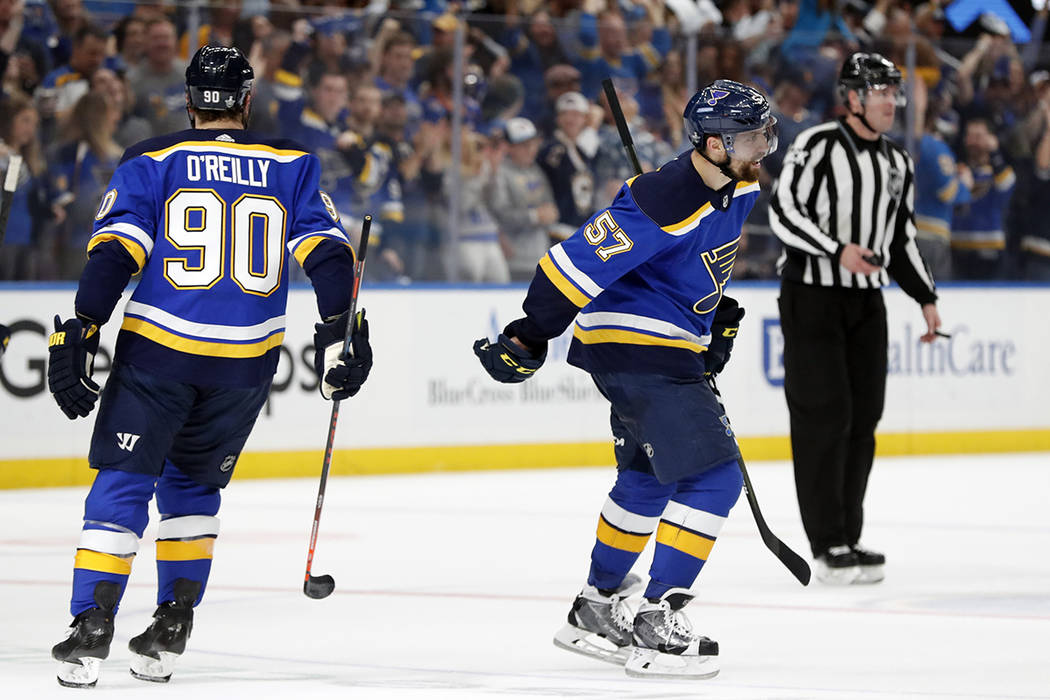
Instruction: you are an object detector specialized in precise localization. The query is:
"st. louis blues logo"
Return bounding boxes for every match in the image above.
[693,236,740,314]
[707,89,730,105]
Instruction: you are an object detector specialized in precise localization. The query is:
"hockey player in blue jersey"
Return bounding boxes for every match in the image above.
[474,80,776,679]
[45,46,372,688]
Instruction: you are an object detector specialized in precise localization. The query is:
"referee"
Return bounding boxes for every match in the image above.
[769,53,943,585]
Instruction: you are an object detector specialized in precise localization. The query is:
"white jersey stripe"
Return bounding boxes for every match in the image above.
[661,501,728,539]
[79,528,140,556]
[576,311,710,346]
[157,515,221,540]
[95,222,154,257]
[123,301,285,342]
[600,498,660,534]
[550,243,604,297]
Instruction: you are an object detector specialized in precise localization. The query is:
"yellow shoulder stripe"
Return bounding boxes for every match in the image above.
[661,202,712,234]
[539,253,590,308]
[88,232,147,273]
[142,141,308,159]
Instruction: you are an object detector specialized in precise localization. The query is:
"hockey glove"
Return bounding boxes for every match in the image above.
[473,333,546,383]
[0,322,9,358]
[313,309,372,400]
[47,315,101,419]
[704,296,745,377]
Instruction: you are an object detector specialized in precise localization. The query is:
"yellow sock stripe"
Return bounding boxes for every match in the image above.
[74,549,133,575]
[156,538,215,561]
[596,516,651,553]
[655,522,715,561]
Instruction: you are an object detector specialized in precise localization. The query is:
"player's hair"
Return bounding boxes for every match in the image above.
[193,103,246,126]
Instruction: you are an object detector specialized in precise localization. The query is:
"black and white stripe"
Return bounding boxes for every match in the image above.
[769,119,936,303]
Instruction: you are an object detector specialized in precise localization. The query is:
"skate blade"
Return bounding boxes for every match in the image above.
[624,646,719,680]
[57,658,101,687]
[855,564,885,584]
[553,623,630,666]
[814,562,862,585]
[130,651,178,683]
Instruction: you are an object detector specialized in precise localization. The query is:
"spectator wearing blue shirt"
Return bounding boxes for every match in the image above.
[373,29,424,138]
[915,110,969,281]
[37,23,107,132]
[576,0,669,101]
[951,117,1015,280]
[0,93,49,280]
[500,6,571,123]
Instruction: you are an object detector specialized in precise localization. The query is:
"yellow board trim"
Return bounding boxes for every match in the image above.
[1,430,1047,490]
[74,549,133,575]
[596,517,650,553]
[539,254,590,308]
[120,317,285,358]
[156,538,215,561]
[655,522,715,560]
[573,325,705,353]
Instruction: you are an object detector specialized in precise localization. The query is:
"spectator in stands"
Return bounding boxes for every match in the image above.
[373,28,423,137]
[0,0,49,94]
[110,15,147,73]
[951,117,1015,280]
[90,67,150,148]
[128,18,186,136]
[501,3,572,124]
[419,47,482,129]
[443,125,509,283]
[50,0,89,69]
[491,116,557,282]
[48,90,121,279]
[576,0,669,100]
[37,23,107,130]
[593,87,672,206]
[539,90,598,229]
[244,29,292,135]
[1010,95,1050,280]
[536,63,581,137]
[0,92,48,280]
[780,0,855,60]
[765,69,820,179]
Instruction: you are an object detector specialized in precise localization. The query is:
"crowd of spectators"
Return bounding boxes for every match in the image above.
[0,0,1048,283]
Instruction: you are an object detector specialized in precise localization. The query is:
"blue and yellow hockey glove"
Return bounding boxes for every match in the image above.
[0,322,10,358]
[473,333,546,383]
[47,315,101,419]
[313,309,372,400]
[704,296,745,377]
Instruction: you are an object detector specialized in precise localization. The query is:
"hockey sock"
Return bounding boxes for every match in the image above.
[71,469,156,616]
[644,459,742,600]
[154,462,220,606]
[588,469,675,591]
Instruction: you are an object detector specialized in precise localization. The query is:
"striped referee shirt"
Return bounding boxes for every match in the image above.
[769,118,937,304]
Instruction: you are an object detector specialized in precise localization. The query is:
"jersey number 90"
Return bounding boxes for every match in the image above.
[163,188,287,296]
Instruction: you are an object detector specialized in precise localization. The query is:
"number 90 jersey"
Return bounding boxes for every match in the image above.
[88,129,353,387]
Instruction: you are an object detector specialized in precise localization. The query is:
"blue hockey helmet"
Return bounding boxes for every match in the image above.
[684,79,777,161]
[185,45,254,113]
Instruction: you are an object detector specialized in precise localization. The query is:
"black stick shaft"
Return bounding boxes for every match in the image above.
[304,215,371,584]
[602,78,810,585]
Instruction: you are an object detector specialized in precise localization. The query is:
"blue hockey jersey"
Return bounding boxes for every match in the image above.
[82,129,353,387]
[512,151,759,377]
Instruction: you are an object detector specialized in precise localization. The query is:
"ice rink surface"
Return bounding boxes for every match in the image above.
[1,452,1048,699]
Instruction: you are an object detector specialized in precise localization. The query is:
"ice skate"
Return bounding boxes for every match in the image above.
[814,545,862,585]
[129,579,200,683]
[553,573,643,665]
[851,544,885,584]
[624,589,719,680]
[52,581,119,688]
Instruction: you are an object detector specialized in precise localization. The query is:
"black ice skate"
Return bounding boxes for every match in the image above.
[851,544,886,584]
[624,588,719,680]
[129,578,201,683]
[553,573,643,665]
[52,580,120,688]
[814,544,862,585]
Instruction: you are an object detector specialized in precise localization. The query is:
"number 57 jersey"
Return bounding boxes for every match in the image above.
[88,129,353,387]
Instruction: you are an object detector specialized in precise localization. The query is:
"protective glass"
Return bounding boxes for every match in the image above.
[723,116,779,162]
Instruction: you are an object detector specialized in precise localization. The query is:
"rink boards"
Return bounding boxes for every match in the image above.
[0,282,1047,488]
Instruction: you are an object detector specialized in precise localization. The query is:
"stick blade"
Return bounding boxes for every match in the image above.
[304,574,336,599]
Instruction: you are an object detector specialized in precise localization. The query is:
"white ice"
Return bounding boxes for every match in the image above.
[1,453,1048,699]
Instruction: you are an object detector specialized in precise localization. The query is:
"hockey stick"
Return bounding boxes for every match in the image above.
[0,154,23,248]
[601,78,811,586]
[304,215,371,600]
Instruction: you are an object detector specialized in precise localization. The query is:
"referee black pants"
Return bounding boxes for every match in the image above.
[778,280,887,557]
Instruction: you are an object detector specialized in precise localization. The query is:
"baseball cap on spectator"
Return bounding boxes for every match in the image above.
[544,64,581,90]
[505,117,538,144]
[556,92,590,114]
[432,13,460,33]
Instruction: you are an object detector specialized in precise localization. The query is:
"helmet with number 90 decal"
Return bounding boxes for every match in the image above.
[185,45,254,114]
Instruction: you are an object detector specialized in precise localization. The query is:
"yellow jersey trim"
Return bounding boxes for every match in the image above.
[573,325,705,353]
[655,522,715,560]
[156,538,215,561]
[74,549,133,575]
[596,517,650,553]
[121,317,285,358]
[539,254,590,308]
[88,232,148,273]
[661,202,713,234]
[142,141,308,160]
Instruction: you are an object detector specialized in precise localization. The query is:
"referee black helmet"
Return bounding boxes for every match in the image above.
[838,52,903,105]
